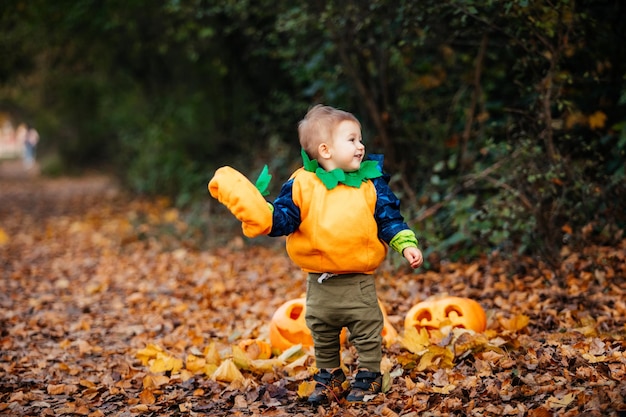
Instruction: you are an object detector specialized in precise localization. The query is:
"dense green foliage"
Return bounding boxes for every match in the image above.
[1,0,625,266]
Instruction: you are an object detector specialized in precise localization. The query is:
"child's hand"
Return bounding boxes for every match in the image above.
[403,247,423,269]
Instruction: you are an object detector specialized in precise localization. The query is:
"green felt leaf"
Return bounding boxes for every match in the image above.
[359,161,383,178]
[301,149,319,172]
[254,164,272,196]
[315,168,340,189]
[343,172,363,188]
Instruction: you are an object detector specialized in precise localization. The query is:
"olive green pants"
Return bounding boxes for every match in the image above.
[305,273,383,372]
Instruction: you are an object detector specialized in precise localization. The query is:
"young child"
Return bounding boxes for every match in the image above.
[209,104,423,404]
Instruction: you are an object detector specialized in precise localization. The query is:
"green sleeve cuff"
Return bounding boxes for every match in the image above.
[389,229,418,254]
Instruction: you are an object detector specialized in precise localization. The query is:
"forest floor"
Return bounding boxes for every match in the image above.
[0,159,625,417]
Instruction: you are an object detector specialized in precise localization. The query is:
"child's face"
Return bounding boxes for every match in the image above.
[323,120,365,172]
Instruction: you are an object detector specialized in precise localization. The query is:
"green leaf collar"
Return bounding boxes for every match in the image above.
[301,149,382,190]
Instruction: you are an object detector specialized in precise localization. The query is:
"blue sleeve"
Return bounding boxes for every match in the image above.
[369,155,411,244]
[268,179,301,237]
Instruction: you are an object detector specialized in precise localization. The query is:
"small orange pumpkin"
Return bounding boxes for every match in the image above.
[404,296,486,333]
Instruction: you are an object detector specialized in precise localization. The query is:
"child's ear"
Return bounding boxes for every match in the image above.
[318,143,331,159]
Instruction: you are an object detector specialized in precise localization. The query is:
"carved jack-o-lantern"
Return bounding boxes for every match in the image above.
[404,296,486,333]
[269,298,314,352]
[269,298,398,351]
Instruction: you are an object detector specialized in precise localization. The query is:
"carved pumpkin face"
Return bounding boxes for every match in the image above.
[404,296,486,333]
[269,298,313,352]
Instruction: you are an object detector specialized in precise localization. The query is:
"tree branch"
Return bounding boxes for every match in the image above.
[412,148,523,223]
[332,30,396,166]
[459,34,488,173]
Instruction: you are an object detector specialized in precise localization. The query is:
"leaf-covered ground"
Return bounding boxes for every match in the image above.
[1,161,625,417]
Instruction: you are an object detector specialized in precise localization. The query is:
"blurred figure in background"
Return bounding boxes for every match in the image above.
[23,125,39,169]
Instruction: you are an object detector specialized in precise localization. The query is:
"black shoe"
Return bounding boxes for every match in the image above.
[346,370,382,402]
[307,368,347,405]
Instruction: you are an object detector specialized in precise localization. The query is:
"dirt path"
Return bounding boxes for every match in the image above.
[0,159,120,232]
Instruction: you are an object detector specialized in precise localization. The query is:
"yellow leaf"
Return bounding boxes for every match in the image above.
[0,227,8,245]
[574,317,598,337]
[179,369,194,382]
[143,374,169,389]
[185,354,207,373]
[588,111,607,130]
[136,344,164,366]
[417,346,454,371]
[452,329,495,358]
[546,393,575,409]
[431,384,457,394]
[381,372,392,393]
[203,363,218,376]
[500,314,530,332]
[232,345,251,370]
[400,327,432,354]
[212,359,244,383]
[150,352,183,374]
[249,358,283,374]
[204,342,222,365]
[297,381,316,398]
[582,353,607,363]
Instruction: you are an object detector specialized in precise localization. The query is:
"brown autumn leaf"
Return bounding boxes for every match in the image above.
[139,389,156,405]
[51,383,79,396]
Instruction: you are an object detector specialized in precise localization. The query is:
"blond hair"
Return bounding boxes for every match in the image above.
[298,104,360,160]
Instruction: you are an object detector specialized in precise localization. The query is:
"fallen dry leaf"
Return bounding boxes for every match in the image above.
[212,359,244,383]
[296,381,316,398]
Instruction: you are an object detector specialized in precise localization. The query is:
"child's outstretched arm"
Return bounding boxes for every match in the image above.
[208,166,273,238]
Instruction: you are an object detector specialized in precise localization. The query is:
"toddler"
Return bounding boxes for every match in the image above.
[209,104,423,404]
